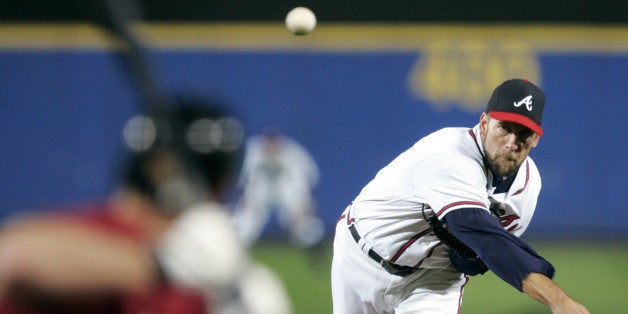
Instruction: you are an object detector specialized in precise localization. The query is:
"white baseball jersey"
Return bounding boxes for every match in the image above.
[238,134,320,198]
[347,124,541,270]
[232,133,323,248]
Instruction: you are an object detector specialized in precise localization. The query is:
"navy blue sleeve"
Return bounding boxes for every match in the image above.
[444,207,555,291]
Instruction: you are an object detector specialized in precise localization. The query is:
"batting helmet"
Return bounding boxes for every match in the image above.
[121,96,245,213]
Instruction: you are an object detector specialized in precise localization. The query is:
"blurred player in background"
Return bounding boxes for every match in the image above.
[0,99,292,314]
[231,127,325,249]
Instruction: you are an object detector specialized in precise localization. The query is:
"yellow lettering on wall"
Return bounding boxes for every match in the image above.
[408,39,539,111]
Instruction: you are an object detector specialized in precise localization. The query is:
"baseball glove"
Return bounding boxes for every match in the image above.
[423,207,488,276]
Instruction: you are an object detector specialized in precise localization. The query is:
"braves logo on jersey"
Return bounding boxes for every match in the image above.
[489,199,521,232]
[490,202,521,231]
[498,212,521,231]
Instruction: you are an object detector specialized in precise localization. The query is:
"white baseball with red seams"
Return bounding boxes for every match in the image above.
[331,124,541,313]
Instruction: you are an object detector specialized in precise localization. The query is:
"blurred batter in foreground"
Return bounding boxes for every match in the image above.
[0,100,292,314]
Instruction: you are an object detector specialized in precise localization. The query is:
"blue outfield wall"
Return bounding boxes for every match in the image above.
[0,24,626,238]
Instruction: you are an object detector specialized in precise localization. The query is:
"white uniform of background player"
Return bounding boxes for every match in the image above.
[331,79,589,314]
[232,129,325,248]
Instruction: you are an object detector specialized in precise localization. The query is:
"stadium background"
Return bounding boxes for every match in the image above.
[1,1,627,313]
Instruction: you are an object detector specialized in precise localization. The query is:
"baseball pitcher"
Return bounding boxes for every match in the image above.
[331,79,588,313]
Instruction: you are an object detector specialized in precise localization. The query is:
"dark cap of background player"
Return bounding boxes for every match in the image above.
[486,79,546,136]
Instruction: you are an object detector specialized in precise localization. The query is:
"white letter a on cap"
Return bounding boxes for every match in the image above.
[514,95,533,111]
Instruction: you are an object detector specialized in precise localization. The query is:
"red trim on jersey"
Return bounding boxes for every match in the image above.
[346,210,355,225]
[457,276,470,314]
[389,227,432,263]
[414,242,445,268]
[511,159,530,196]
[337,214,346,225]
[468,129,477,142]
[436,201,487,217]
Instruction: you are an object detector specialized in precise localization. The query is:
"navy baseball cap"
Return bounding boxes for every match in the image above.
[486,79,546,136]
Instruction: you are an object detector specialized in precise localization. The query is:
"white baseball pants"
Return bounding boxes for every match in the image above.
[331,215,469,314]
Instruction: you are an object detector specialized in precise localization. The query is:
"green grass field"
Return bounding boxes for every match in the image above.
[251,240,628,313]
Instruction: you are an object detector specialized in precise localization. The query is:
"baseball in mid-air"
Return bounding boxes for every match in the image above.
[285,7,317,36]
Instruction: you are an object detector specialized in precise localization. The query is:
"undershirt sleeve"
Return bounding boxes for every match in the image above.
[444,207,555,291]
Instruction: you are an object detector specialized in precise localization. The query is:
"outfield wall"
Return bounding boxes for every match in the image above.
[1,23,626,238]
